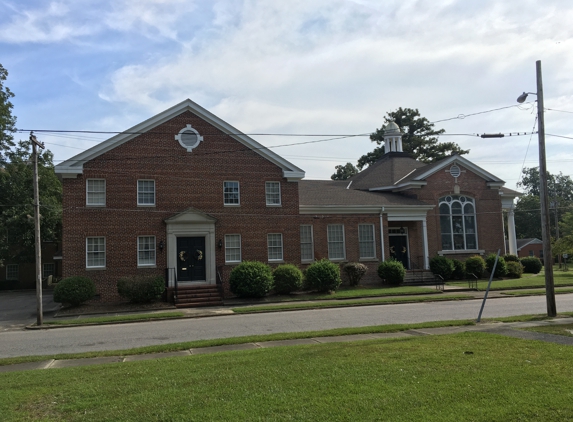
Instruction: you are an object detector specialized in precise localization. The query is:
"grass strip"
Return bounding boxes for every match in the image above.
[232,294,473,313]
[446,273,573,291]
[0,319,475,367]
[501,288,573,296]
[2,333,573,421]
[44,311,186,326]
[279,285,439,301]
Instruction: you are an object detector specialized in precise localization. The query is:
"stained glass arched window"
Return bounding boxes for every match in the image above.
[439,195,477,250]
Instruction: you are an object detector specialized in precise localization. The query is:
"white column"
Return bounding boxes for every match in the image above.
[397,137,403,152]
[379,212,385,262]
[422,218,429,269]
[507,207,518,255]
[384,139,389,153]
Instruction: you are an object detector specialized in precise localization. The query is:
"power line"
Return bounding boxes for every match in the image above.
[545,108,573,114]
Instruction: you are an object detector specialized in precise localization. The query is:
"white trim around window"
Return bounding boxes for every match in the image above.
[300,225,314,262]
[86,237,106,269]
[137,180,156,206]
[86,179,106,206]
[358,224,376,259]
[6,264,18,280]
[223,181,240,206]
[137,236,156,267]
[327,224,345,260]
[265,181,281,206]
[267,233,284,261]
[225,234,241,263]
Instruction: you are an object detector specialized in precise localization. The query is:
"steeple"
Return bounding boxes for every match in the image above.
[383,121,403,153]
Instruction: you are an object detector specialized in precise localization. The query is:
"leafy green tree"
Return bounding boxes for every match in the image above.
[517,167,573,200]
[331,162,358,180]
[514,195,542,240]
[0,63,16,165]
[0,140,62,265]
[357,107,468,170]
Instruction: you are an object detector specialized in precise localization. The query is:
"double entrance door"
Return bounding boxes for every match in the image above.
[389,234,409,270]
[176,237,206,282]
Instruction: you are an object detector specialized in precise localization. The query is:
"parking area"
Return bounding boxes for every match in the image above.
[0,290,59,331]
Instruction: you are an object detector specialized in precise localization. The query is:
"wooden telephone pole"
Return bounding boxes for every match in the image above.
[30,132,45,326]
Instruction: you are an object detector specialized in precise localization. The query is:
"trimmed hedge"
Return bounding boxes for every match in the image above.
[520,257,543,274]
[230,261,274,298]
[273,264,304,294]
[305,259,342,293]
[452,259,466,280]
[503,254,520,263]
[53,276,96,306]
[377,259,405,286]
[506,261,524,279]
[485,253,508,278]
[429,256,454,281]
[343,262,368,286]
[117,275,165,303]
[465,256,486,279]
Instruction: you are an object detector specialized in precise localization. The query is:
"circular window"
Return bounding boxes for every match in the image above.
[445,196,452,203]
[450,164,461,178]
[176,125,203,152]
[460,196,466,203]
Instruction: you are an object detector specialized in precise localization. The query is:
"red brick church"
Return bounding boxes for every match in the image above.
[55,99,520,303]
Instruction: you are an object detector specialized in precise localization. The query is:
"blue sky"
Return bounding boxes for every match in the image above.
[2,0,573,186]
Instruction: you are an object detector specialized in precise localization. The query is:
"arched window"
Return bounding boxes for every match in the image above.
[439,195,477,250]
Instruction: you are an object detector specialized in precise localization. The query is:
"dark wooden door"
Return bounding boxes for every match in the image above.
[389,235,409,269]
[176,237,206,282]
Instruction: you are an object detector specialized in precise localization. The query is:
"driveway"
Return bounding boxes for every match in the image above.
[0,290,59,332]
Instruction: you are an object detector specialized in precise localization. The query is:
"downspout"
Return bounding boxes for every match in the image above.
[380,208,385,262]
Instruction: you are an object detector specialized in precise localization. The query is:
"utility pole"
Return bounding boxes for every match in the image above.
[517,60,556,317]
[30,132,45,326]
[535,61,557,317]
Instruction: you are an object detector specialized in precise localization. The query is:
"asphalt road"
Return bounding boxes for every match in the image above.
[1,293,573,358]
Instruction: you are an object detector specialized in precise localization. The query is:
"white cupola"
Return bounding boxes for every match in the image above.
[383,121,403,153]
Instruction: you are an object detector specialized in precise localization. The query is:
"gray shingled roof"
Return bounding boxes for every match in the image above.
[299,180,427,206]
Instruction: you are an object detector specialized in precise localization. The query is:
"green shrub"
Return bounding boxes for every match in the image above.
[343,262,368,286]
[273,264,304,294]
[451,259,466,280]
[305,259,342,293]
[465,256,486,279]
[485,253,508,278]
[503,254,520,262]
[53,276,96,306]
[429,256,454,281]
[230,261,274,298]
[506,261,524,279]
[117,275,165,303]
[520,257,543,274]
[377,259,405,286]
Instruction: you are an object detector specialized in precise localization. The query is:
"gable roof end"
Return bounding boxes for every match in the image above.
[55,99,305,180]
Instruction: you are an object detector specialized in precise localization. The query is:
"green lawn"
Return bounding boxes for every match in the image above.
[524,323,573,338]
[502,288,573,296]
[447,270,573,291]
[232,294,473,313]
[2,333,572,421]
[44,312,186,326]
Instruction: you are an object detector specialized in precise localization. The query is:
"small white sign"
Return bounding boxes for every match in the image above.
[563,254,569,259]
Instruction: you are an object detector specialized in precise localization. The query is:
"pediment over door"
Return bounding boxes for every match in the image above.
[164,207,217,225]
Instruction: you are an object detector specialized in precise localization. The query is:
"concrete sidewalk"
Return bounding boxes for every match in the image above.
[3,318,572,374]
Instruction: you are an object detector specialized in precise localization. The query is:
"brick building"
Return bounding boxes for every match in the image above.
[55,100,520,302]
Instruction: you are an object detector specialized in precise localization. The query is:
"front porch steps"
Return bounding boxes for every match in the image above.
[403,270,437,285]
[174,285,223,308]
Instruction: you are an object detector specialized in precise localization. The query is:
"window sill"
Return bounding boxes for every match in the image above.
[301,259,314,264]
[359,258,378,262]
[137,265,157,269]
[266,204,282,207]
[137,204,156,208]
[328,258,346,262]
[225,261,242,266]
[86,267,106,271]
[224,204,240,207]
[438,249,484,256]
[268,260,285,264]
[86,204,106,208]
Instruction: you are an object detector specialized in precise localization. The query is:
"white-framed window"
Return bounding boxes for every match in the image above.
[86,179,105,206]
[267,233,284,261]
[6,264,18,280]
[225,234,241,263]
[439,195,478,251]
[265,181,281,206]
[43,263,55,278]
[223,181,240,205]
[327,224,345,260]
[138,236,156,266]
[300,225,314,262]
[86,237,106,268]
[358,224,376,259]
[137,180,155,206]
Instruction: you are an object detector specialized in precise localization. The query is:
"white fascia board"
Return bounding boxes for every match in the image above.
[299,205,384,215]
[55,99,305,179]
[413,155,504,184]
[284,170,306,181]
[487,182,505,188]
[368,181,427,192]
[385,205,434,221]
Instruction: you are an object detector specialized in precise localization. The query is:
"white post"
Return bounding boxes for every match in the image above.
[507,207,518,255]
[379,212,385,262]
[422,218,429,269]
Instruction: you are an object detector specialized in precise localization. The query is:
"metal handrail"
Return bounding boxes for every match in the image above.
[466,273,478,290]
